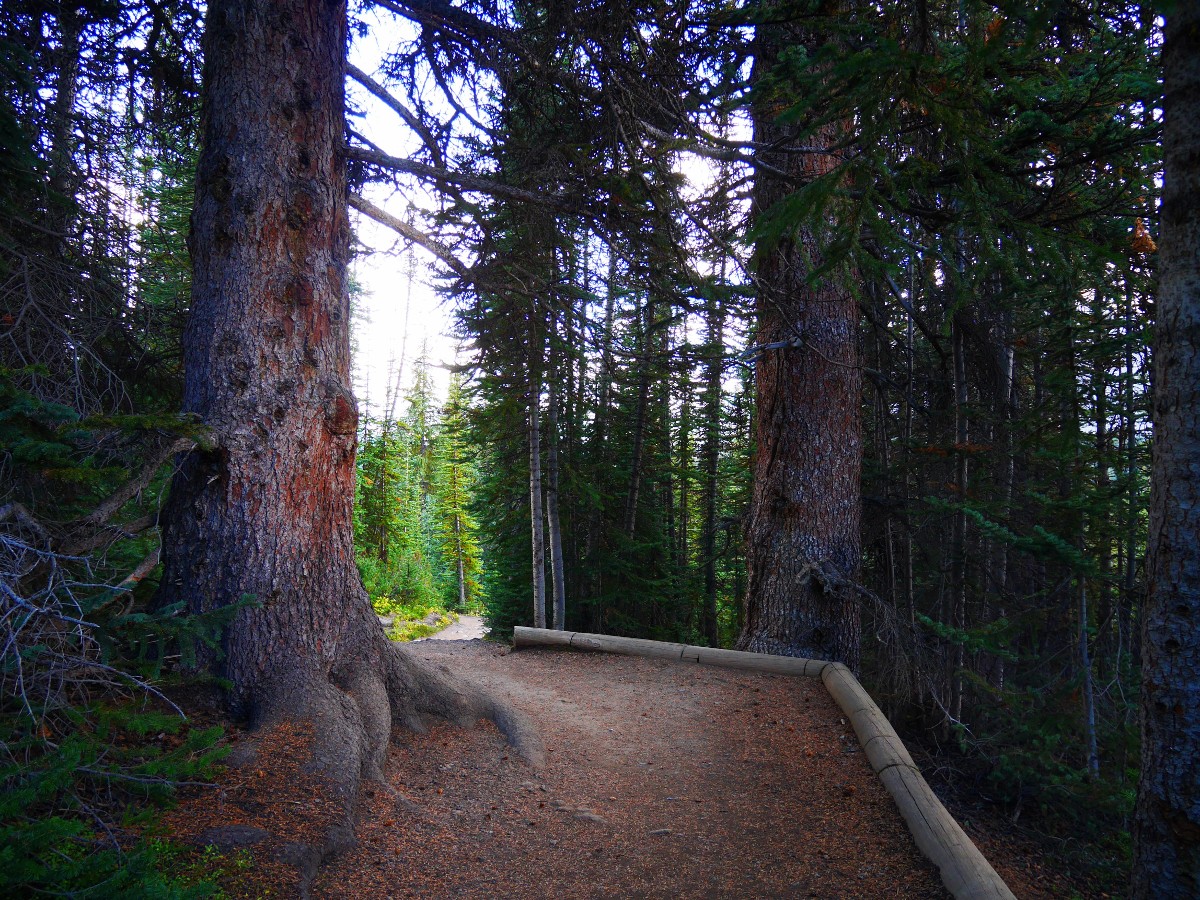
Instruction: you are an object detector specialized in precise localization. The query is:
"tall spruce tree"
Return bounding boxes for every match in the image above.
[435,370,484,610]
[1132,5,1200,894]
[737,4,863,668]
[156,0,525,886]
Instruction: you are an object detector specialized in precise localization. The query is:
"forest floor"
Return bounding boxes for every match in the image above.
[161,640,1078,899]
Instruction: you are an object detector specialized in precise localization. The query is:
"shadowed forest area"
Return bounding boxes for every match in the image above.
[3,0,1198,897]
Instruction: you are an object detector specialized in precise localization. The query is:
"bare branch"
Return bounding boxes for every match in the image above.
[114,545,161,593]
[347,64,445,168]
[373,0,515,52]
[349,194,471,280]
[0,502,51,545]
[73,437,195,534]
[60,515,157,558]
[344,144,573,210]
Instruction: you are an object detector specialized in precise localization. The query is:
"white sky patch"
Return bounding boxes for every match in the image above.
[348,9,459,415]
[350,217,457,417]
[343,8,756,417]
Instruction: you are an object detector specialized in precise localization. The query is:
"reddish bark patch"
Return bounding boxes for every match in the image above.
[325,389,357,436]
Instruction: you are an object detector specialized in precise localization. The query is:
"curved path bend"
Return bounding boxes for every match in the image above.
[316,641,948,899]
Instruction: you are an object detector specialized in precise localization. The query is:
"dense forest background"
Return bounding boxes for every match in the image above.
[1,0,1165,895]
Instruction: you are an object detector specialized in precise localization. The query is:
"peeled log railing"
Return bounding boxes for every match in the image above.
[513,626,1016,900]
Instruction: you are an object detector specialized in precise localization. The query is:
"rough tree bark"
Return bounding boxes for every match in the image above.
[736,13,862,670]
[156,0,534,884]
[1132,7,1200,896]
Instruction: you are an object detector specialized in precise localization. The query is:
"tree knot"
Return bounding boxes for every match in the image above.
[324,383,358,436]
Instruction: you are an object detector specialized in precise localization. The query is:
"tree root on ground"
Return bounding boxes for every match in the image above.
[223,629,541,897]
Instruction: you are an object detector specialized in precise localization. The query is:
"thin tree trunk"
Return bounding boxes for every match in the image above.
[564,235,584,606]
[582,246,620,630]
[1133,9,1200,894]
[1079,578,1100,778]
[624,298,653,542]
[1067,314,1102,780]
[1094,299,1115,675]
[903,261,920,700]
[949,315,968,726]
[661,349,676,576]
[529,369,546,629]
[700,287,724,648]
[546,320,566,630]
[993,310,1015,690]
[677,365,692,576]
[48,4,80,234]
[455,514,467,609]
[872,294,899,624]
[1122,281,1138,668]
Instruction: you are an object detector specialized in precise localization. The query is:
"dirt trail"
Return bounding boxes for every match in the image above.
[315,642,949,899]
[418,614,488,642]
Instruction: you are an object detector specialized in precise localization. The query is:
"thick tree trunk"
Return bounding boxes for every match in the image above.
[157,0,533,885]
[736,17,862,670]
[1133,8,1200,896]
[159,0,368,712]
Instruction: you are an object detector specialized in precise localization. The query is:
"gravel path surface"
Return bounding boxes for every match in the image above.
[315,641,949,899]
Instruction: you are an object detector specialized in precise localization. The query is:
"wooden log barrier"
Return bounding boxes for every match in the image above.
[512,626,1015,900]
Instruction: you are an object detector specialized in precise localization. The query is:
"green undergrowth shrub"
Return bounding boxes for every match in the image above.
[388,612,455,642]
[361,556,461,641]
[1,372,250,896]
[368,590,457,642]
[371,593,441,621]
[0,704,228,897]
[968,679,1138,883]
[358,555,446,615]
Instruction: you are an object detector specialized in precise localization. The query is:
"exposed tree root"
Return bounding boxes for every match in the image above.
[230,626,540,896]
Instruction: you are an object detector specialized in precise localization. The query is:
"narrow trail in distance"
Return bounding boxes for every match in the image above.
[419,615,488,642]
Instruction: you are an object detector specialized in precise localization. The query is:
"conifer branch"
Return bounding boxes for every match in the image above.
[344,144,574,210]
[73,437,195,534]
